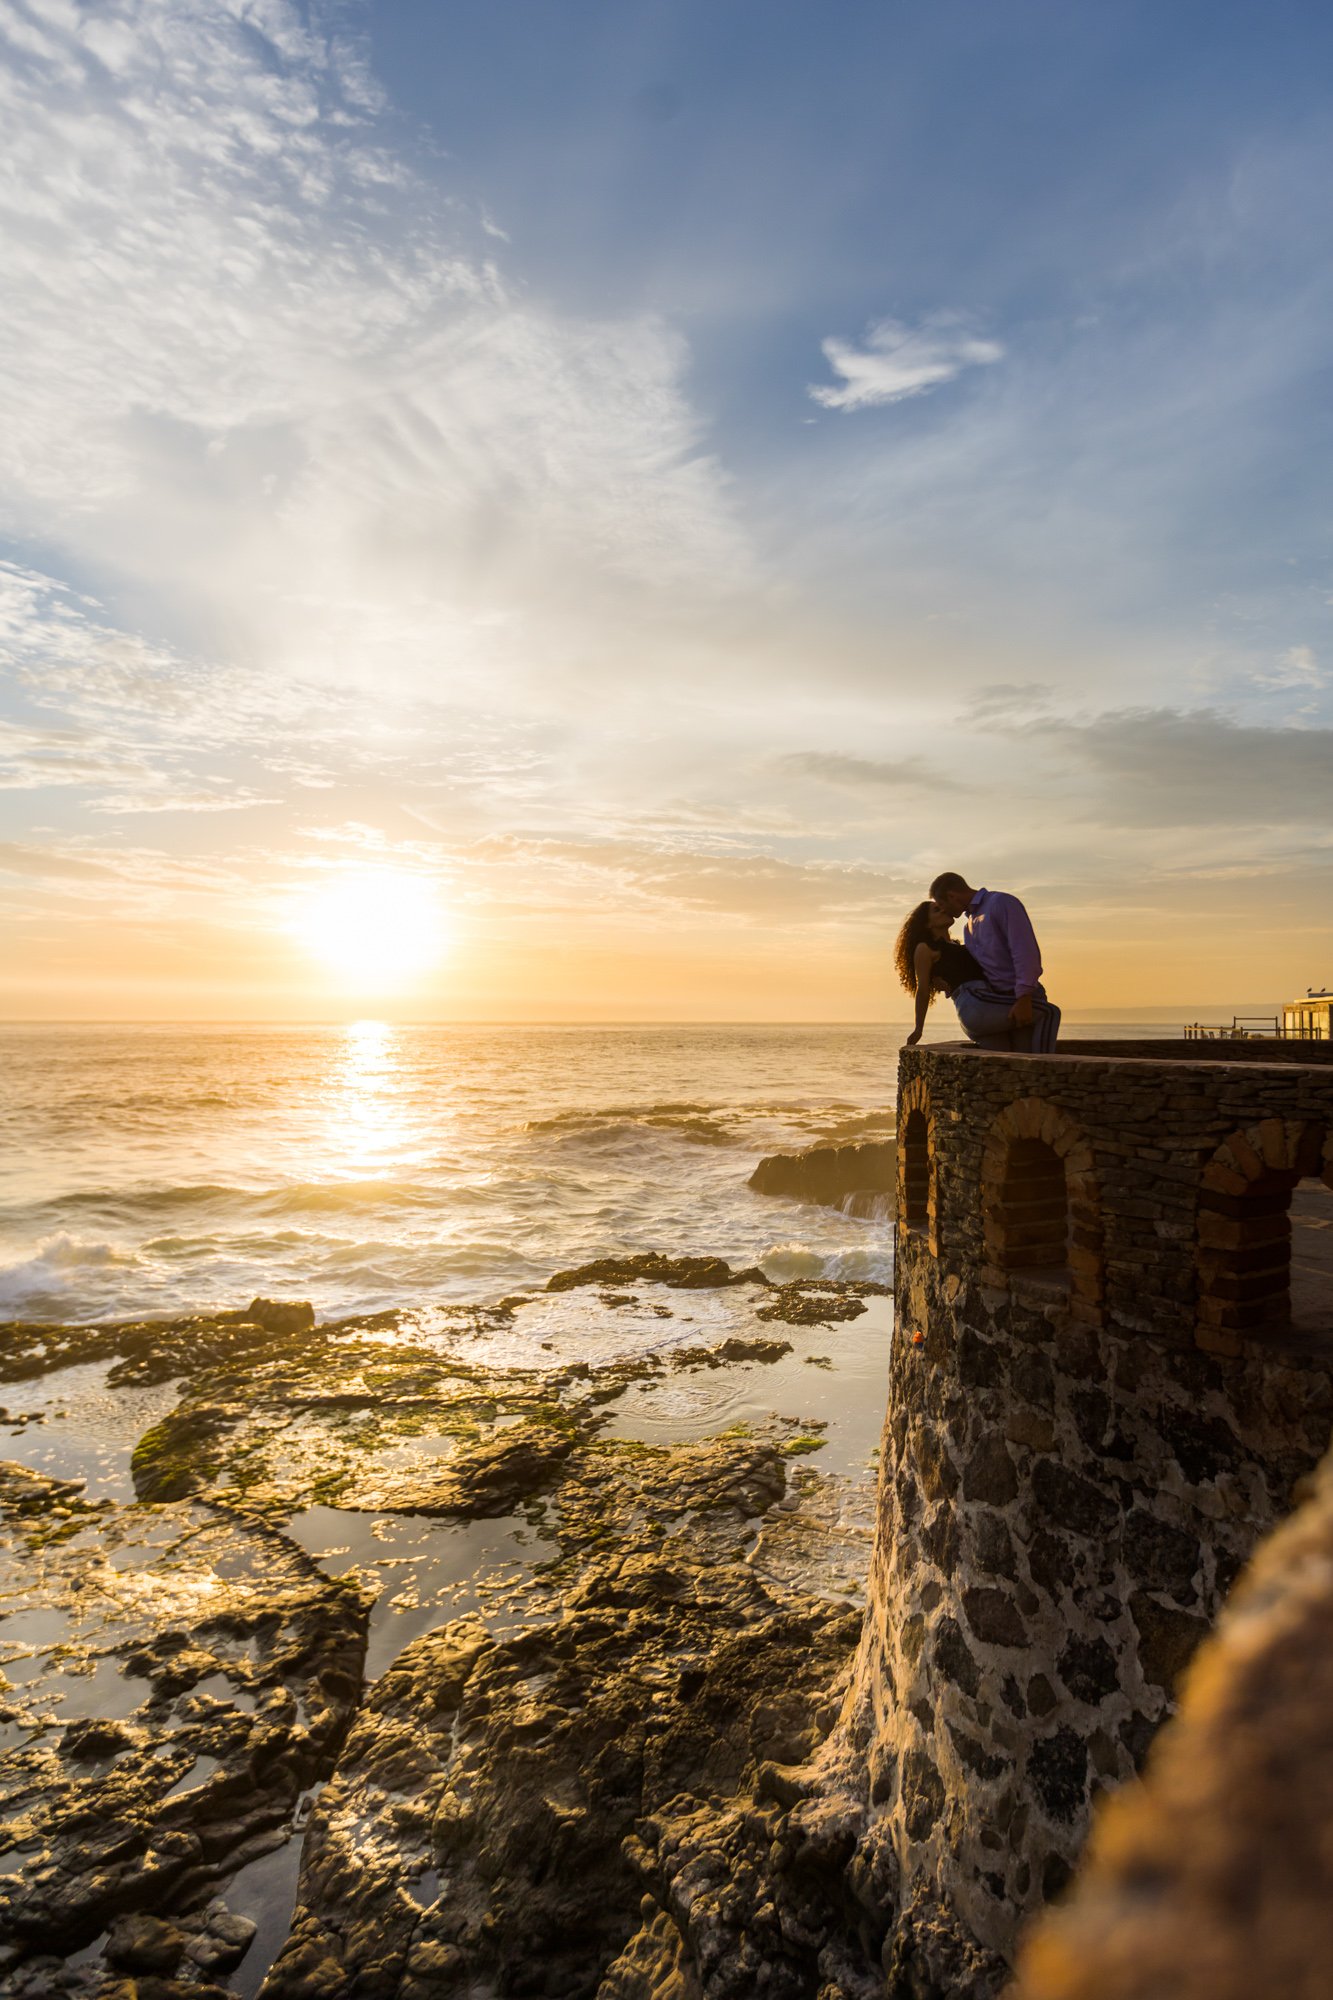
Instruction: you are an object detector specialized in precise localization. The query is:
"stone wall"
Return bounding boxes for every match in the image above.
[1008,1435,1333,2000]
[826,1041,1333,1997]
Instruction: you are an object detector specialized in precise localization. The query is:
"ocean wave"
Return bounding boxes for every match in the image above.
[24,1183,248,1217]
[261,1179,439,1216]
[758,1240,894,1287]
[0,1234,139,1309]
[523,1103,735,1147]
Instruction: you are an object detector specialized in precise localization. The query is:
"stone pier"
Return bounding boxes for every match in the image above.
[832,1039,1333,1995]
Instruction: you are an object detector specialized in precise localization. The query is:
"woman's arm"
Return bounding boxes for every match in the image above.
[903,942,935,1046]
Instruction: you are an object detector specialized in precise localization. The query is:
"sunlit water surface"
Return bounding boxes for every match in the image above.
[0,1020,1182,1322]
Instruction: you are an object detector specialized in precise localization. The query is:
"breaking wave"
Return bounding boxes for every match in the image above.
[0,1234,139,1311]
[758,1240,894,1287]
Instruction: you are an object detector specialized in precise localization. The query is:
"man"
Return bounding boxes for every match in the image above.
[928,872,1061,1053]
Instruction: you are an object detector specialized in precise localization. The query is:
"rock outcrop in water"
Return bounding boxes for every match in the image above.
[749,1139,895,1216]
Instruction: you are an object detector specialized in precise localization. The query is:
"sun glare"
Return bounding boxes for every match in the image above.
[292,871,446,990]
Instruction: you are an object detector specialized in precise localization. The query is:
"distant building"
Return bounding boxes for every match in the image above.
[1283,989,1333,1038]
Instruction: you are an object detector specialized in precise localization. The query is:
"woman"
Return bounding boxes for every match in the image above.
[895,900,987,1047]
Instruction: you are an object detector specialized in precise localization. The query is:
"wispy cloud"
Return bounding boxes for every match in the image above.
[776,751,957,792]
[809,313,1003,413]
[1252,645,1325,693]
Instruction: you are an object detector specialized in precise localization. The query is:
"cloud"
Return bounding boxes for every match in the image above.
[0,0,751,655]
[1251,645,1325,693]
[776,751,958,792]
[463,835,901,929]
[90,789,279,815]
[809,313,1003,413]
[0,842,113,880]
[1025,706,1333,827]
[966,682,1056,725]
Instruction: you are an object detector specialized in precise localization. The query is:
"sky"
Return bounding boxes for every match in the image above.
[1,0,1332,1021]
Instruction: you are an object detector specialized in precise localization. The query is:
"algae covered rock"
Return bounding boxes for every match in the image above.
[0,1465,366,1963]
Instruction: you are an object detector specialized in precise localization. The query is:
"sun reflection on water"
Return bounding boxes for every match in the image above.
[324,1020,413,1178]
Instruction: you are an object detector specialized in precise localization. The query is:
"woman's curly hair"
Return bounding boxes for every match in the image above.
[893,900,940,997]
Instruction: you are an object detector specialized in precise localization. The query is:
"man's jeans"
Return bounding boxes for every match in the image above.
[953,980,1061,1054]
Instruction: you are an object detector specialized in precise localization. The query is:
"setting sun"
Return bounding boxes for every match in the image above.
[291,871,447,990]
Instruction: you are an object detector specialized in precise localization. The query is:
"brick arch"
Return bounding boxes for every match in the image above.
[980,1097,1103,1321]
[1196,1118,1329,1348]
[897,1076,939,1253]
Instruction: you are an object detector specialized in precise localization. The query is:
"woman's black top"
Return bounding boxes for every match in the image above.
[932,937,985,997]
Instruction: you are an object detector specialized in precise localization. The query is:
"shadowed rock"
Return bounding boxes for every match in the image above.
[749,1139,895,1212]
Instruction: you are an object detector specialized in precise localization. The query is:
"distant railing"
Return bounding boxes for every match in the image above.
[1184,1015,1329,1041]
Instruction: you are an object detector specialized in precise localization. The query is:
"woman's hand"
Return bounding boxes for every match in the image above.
[903,1028,922,1047]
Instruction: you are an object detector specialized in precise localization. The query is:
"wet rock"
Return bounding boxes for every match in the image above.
[674,1334,793,1367]
[128,1327,600,1520]
[547,1252,767,1292]
[264,1440,856,2000]
[105,1911,186,1972]
[0,1476,366,1962]
[245,1297,316,1335]
[748,1139,895,1212]
[756,1282,879,1327]
[184,1904,257,1973]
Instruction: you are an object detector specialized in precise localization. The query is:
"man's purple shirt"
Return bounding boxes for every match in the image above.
[962,888,1043,998]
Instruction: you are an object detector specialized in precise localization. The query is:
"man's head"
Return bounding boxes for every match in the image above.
[929,871,975,920]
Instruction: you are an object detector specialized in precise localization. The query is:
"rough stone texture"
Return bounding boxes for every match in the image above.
[0,1467,366,1969]
[0,1271,886,1997]
[748,1140,896,1214]
[819,1041,1333,1996]
[1009,1443,1333,2000]
[262,1439,862,2000]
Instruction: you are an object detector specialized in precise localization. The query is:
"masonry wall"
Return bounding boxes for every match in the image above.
[831,1042,1333,1998]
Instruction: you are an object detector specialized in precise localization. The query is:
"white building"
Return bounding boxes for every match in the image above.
[1282,989,1333,1038]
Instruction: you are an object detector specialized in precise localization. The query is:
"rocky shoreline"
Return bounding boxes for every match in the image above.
[0,1260,891,1998]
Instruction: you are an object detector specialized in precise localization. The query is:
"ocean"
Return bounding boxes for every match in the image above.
[0,1020,1185,1325]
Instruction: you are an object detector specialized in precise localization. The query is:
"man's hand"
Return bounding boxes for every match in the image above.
[1008,994,1035,1029]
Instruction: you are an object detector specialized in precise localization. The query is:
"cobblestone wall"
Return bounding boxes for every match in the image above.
[832,1041,1333,1997]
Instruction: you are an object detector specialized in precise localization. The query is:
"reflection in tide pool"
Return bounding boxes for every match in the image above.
[599,1295,893,1480]
[284,1506,558,1680]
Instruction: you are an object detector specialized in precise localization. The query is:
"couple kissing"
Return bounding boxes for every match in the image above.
[896,872,1061,1054]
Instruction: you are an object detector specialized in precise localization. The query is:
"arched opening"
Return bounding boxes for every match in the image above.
[902,1108,930,1231]
[981,1098,1101,1317]
[995,1137,1069,1275]
[1197,1122,1330,1345]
